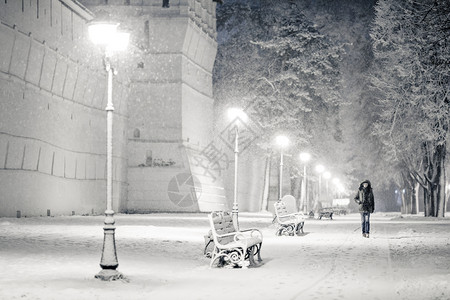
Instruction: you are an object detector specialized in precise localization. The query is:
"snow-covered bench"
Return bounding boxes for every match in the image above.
[207,211,263,268]
[273,200,305,236]
[318,208,333,220]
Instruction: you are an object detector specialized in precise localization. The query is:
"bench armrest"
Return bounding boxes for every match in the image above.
[215,231,247,242]
[278,212,305,220]
[280,212,305,217]
[239,228,263,239]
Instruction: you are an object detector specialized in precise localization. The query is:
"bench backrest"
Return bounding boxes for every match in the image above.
[274,201,290,217]
[209,211,236,245]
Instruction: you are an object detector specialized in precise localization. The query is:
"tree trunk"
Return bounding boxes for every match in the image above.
[412,182,419,214]
[405,173,416,214]
[424,182,431,217]
[401,190,406,214]
[260,152,272,212]
[436,144,446,217]
[427,143,445,217]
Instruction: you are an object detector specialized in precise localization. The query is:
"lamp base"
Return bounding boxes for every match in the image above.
[95,269,124,281]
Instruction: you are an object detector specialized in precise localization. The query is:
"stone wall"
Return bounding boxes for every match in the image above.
[77,0,225,213]
[0,0,129,217]
[0,0,223,216]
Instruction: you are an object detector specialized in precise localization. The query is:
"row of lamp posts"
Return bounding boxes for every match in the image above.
[275,141,339,214]
[86,16,345,279]
[227,107,345,232]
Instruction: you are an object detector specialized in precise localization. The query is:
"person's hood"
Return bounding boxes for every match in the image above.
[359,180,372,190]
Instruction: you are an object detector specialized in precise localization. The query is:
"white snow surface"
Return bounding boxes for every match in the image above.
[0,212,449,300]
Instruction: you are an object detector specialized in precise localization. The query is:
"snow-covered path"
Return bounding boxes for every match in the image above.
[0,213,449,300]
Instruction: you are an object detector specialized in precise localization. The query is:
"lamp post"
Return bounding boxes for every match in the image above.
[88,21,129,281]
[299,152,311,213]
[227,107,248,231]
[275,135,290,201]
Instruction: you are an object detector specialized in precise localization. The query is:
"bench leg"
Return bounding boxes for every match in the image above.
[296,223,304,235]
[248,246,257,266]
[210,247,228,268]
[256,243,262,262]
[275,227,284,236]
[204,239,214,258]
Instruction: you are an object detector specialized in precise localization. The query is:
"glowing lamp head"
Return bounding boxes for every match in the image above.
[275,135,290,149]
[88,22,118,46]
[227,107,248,123]
[88,21,129,53]
[108,32,130,52]
[315,164,325,174]
[299,152,311,162]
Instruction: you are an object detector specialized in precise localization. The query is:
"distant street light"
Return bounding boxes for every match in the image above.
[227,107,248,230]
[275,135,290,201]
[299,152,311,212]
[89,20,129,281]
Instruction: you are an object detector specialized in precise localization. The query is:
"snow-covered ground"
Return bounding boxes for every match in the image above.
[0,212,449,300]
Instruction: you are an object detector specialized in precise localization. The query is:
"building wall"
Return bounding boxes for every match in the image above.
[0,0,223,216]
[0,0,129,217]
[79,0,224,213]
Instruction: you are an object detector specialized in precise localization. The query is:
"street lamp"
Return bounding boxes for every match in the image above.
[88,20,129,281]
[275,135,290,201]
[299,152,311,213]
[227,107,248,231]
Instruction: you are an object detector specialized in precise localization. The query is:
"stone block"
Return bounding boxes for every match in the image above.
[186,26,200,59]
[73,67,89,104]
[0,136,8,169]
[22,140,40,171]
[52,57,68,96]
[4,138,24,170]
[64,152,77,179]
[83,74,97,106]
[0,26,15,73]
[37,145,53,175]
[40,50,57,92]
[52,150,65,177]
[9,34,30,79]
[25,41,45,86]
[63,61,78,100]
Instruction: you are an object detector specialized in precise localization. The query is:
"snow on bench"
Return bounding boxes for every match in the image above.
[206,211,263,268]
[318,208,334,220]
[273,200,306,236]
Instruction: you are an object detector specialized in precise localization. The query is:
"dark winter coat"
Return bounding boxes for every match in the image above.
[354,180,375,213]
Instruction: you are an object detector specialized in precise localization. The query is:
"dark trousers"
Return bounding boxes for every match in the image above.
[360,212,370,234]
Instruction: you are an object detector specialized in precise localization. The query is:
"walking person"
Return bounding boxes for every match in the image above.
[354,180,375,238]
